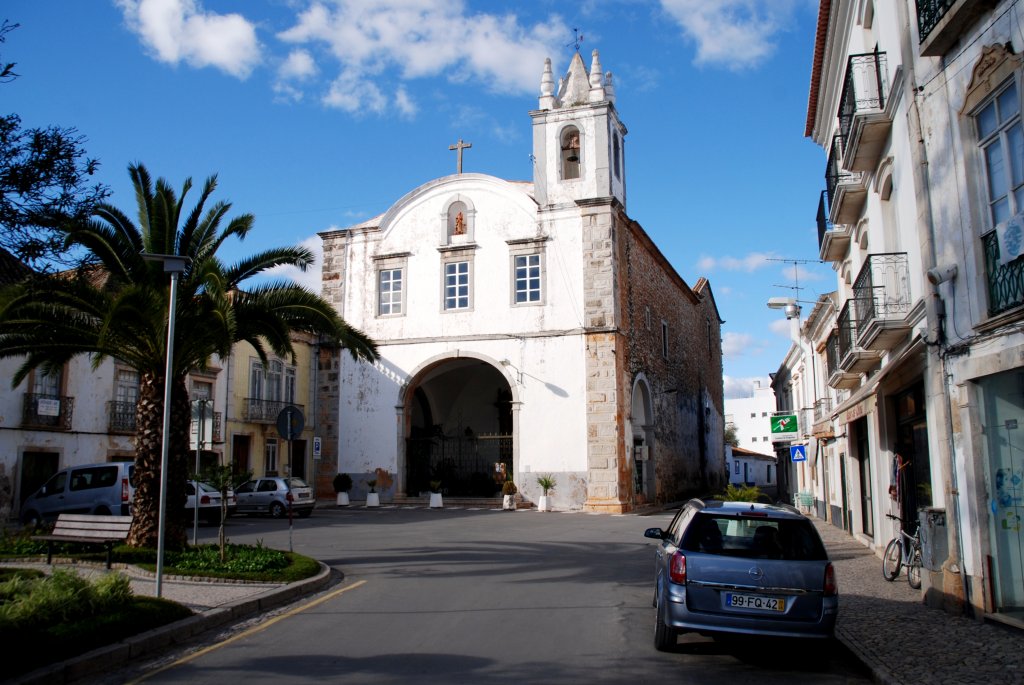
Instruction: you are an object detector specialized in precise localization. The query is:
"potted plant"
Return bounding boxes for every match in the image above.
[365,478,379,507]
[333,473,352,507]
[429,480,444,509]
[502,479,518,511]
[536,474,556,512]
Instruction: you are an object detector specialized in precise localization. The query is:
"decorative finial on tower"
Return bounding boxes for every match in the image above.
[605,72,616,105]
[589,49,606,102]
[539,57,556,110]
[566,28,584,53]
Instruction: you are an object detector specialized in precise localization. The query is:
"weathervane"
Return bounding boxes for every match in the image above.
[566,28,584,53]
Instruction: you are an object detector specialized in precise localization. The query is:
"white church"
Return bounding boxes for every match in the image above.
[318,49,725,512]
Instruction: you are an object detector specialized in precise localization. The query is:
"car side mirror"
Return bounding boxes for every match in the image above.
[644,527,666,540]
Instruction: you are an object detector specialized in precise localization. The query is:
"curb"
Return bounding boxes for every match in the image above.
[12,561,334,685]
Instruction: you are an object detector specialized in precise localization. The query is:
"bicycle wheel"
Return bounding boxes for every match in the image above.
[882,537,902,581]
[907,544,923,589]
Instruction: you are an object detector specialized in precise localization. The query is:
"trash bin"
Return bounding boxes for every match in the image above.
[918,507,948,572]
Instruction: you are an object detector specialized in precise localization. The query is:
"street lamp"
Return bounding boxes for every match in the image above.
[142,253,189,599]
[767,296,801,320]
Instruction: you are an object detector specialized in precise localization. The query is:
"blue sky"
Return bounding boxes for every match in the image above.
[4,0,832,399]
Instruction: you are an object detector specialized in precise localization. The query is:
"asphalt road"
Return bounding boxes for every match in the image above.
[105,507,870,685]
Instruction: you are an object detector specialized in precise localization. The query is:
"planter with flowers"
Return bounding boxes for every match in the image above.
[333,473,352,507]
[502,479,518,511]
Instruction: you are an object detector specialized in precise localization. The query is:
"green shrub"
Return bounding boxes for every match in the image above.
[0,568,133,631]
[719,484,762,502]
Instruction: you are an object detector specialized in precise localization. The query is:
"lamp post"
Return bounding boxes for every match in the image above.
[143,253,189,599]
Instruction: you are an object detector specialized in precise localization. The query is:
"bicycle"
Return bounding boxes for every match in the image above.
[882,513,922,589]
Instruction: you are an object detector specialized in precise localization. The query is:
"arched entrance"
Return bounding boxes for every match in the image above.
[401,355,517,497]
[630,377,655,502]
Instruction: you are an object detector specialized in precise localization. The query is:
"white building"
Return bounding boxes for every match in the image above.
[725,381,777,450]
[319,50,725,512]
[800,0,1024,623]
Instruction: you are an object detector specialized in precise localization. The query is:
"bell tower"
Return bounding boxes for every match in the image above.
[530,49,627,210]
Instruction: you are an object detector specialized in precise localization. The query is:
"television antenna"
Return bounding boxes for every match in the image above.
[767,257,823,297]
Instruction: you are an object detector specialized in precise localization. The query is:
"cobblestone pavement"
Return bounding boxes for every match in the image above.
[812,518,1024,685]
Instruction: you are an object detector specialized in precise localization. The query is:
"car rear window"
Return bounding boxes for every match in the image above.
[681,513,827,561]
[287,478,310,488]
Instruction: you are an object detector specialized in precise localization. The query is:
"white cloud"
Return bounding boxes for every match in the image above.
[769,318,793,336]
[724,375,772,400]
[277,1,566,114]
[279,49,318,80]
[116,0,261,78]
[264,235,324,293]
[722,331,765,359]
[658,0,799,71]
[697,252,776,272]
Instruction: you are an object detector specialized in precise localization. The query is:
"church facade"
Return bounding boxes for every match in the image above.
[318,50,724,512]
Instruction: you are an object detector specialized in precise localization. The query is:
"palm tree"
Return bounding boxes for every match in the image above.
[0,163,377,549]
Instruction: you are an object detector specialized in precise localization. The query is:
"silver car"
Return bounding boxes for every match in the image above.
[644,499,838,650]
[234,477,314,518]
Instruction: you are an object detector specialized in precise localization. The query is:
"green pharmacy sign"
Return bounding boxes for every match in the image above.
[770,414,799,441]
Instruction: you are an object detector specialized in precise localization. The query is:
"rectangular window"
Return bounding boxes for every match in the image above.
[115,369,139,405]
[379,268,403,315]
[661,321,669,358]
[266,439,278,474]
[979,82,1023,226]
[249,360,264,399]
[513,254,542,304]
[444,261,470,310]
[285,368,296,404]
[267,361,283,402]
[734,460,740,474]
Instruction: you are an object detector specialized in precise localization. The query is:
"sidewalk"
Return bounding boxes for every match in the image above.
[813,518,1024,685]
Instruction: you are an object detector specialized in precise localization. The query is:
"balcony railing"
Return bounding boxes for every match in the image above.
[826,328,859,389]
[22,393,74,430]
[825,135,866,225]
[838,50,888,153]
[852,253,912,350]
[243,398,304,424]
[108,400,136,433]
[813,397,833,423]
[818,190,851,262]
[983,230,1024,315]
[917,0,996,56]
[838,301,857,361]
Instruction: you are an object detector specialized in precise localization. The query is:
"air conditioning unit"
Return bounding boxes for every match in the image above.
[634,445,649,462]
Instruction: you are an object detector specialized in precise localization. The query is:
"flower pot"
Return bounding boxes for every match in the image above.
[366,492,380,507]
[538,495,550,512]
[503,494,516,511]
[429,492,443,508]
[336,492,350,507]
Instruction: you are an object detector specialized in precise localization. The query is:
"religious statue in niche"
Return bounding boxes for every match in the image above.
[454,211,466,235]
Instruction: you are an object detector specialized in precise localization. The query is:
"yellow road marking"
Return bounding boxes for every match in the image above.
[127,579,367,684]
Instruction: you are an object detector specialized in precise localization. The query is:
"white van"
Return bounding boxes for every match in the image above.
[20,461,135,526]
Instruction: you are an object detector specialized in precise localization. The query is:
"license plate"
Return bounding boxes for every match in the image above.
[725,593,785,612]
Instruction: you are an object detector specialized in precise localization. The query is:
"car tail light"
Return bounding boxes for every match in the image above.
[669,551,687,584]
[121,478,130,503]
[200,495,211,505]
[823,562,837,597]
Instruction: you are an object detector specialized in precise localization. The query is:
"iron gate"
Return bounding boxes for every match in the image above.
[406,433,512,496]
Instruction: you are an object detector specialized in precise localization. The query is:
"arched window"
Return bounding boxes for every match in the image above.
[560,126,581,180]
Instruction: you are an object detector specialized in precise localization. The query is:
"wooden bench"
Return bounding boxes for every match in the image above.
[32,514,133,569]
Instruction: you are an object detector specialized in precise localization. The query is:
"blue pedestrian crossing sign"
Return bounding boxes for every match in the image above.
[790,444,807,462]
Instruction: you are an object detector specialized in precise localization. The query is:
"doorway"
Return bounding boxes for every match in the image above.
[19,451,59,508]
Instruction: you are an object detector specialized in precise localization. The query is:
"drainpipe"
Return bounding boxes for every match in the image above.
[896,0,970,614]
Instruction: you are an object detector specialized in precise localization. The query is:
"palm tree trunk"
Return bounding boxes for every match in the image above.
[128,372,190,550]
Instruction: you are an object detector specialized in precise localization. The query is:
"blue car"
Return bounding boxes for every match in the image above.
[644,499,838,650]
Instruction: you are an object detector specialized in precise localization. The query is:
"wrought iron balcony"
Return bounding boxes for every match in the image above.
[818,190,851,262]
[918,0,997,57]
[837,300,881,377]
[108,400,136,433]
[853,252,913,350]
[983,230,1024,316]
[243,398,304,424]
[825,135,866,225]
[838,49,894,172]
[813,397,833,423]
[22,393,74,431]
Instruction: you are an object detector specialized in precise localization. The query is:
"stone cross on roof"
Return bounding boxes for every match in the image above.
[449,138,472,174]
